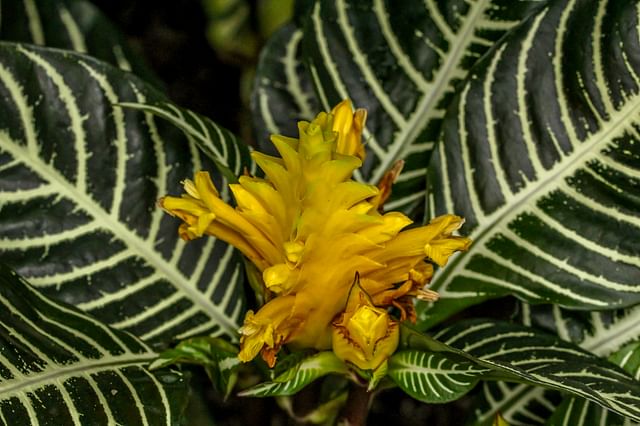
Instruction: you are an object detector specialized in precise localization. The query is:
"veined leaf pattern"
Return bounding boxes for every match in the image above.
[300,0,545,214]
[546,342,640,426]
[252,23,319,152]
[435,319,640,422]
[118,101,255,183]
[388,350,488,403]
[238,352,348,397]
[0,264,189,425]
[0,0,161,87]
[0,42,248,345]
[469,304,640,425]
[427,0,640,312]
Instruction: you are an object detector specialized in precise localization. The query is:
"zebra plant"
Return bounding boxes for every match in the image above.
[0,0,638,425]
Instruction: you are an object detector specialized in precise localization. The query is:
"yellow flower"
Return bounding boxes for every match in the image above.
[160,100,471,367]
[332,285,399,370]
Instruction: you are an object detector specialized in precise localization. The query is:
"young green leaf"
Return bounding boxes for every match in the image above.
[238,352,349,397]
[545,342,640,426]
[388,350,488,403]
[150,337,241,399]
[469,304,640,425]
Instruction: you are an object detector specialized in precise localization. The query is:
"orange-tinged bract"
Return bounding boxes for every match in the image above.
[160,100,471,368]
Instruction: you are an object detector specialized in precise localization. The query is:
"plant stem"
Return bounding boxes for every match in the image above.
[337,382,371,426]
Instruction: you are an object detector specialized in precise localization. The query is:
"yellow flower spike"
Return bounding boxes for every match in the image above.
[160,99,471,368]
[332,287,399,370]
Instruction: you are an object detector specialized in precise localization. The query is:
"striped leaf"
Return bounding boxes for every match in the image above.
[0,0,161,87]
[426,0,640,318]
[469,304,640,425]
[0,42,246,345]
[547,342,640,426]
[252,23,320,152]
[520,304,640,357]
[0,264,189,425]
[435,319,640,422]
[388,350,489,403]
[238,352,348,397]
[118,101,254,183]
[300,0,545,215]
[470,382,562,426]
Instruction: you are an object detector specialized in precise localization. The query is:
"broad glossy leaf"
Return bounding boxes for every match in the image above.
[469,304,640,425]
[238,352,348,397]
[547,342,640,426]
[300,0,545,214]
[0,0,161,87]
[435,320,640,422]
[388,350,488,403]
[426,0,640,316]
[118,101,255,183]
[252,23,320,151]
[0,264,189,425]
[469,382,562,426]
[0,42,246,346]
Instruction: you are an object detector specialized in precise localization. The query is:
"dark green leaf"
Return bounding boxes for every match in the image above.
[0,264,189,425]
[301,0,545,215]
[118,101,254,183]
[427,0,640,315]
[252,23,320,153]
[0,42,245,346]
[436,319,640,422]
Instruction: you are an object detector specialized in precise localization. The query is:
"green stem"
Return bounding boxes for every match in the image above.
[337,382,371,426]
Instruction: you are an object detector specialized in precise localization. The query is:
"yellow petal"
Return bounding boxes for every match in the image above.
[194,171,220,211]
[424,236,472,266]
[357,212,412,244]
[263,263,296,293]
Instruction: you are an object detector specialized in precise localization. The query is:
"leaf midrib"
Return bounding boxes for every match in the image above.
[0,353,156,396]
[370,0,490,183]
[581,307,640,356]
[2,136,239,337]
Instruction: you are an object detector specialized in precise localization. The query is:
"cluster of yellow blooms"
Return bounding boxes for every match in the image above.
[160,101,470,371]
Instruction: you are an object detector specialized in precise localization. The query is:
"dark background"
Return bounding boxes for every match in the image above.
[93,0,243,133]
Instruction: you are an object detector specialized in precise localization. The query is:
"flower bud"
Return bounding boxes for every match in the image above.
[332,300,399,370]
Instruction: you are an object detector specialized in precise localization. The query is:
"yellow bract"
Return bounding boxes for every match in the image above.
[160,100,471,368]
[332,287,399,370]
